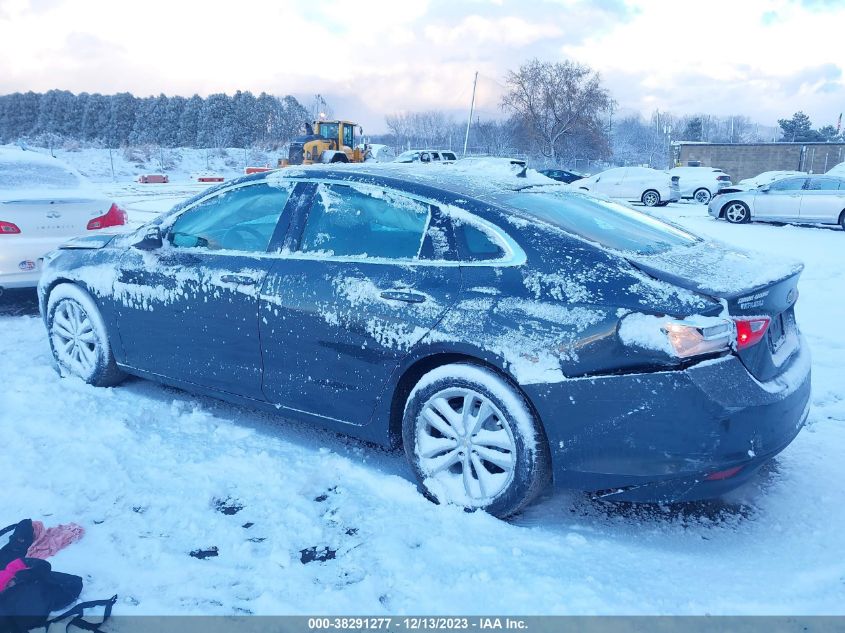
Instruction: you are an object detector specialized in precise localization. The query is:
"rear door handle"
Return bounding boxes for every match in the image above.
[221,274,258,285]
[380,290,426,303]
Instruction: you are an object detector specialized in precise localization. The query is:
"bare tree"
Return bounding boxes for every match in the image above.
[501,58,612,164]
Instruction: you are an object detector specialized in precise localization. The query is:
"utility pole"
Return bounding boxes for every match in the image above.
[463,71,478,157]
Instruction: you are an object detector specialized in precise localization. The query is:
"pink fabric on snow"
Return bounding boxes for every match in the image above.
[26,520,85,559]
[0,559,27,592]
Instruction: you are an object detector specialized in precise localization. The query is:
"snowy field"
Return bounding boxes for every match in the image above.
[2,183,845,615]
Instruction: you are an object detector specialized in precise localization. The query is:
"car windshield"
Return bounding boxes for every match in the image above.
[0,160,83,190]
[395,151,418,163]
[505,192,700,255]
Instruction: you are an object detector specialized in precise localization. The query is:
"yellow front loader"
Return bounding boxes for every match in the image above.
[280,120,367,167]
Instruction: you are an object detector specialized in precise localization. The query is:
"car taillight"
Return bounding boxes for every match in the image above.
[717,175,731,181]
[87,203,128,230]
[662,319,733,358]
[0,220,21,234]
[734,317,770,349]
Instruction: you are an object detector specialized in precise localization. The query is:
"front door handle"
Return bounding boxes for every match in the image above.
[221,274,258,285]
[380,290,426,303]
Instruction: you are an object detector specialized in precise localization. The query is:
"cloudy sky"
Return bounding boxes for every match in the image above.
[1,0,843,132]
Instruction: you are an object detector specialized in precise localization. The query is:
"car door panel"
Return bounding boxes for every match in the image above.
[258,182,461,426]
[800,177,845,222]
[112,181,294,400]
[753,178,806,220]
[114,249,270,399]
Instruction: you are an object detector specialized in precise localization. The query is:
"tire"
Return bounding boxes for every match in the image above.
[839,211,845,231]
[402,363,551,518]
[723,201,751,224]
[46,283,125,387]
[641,190,660,207]
[693,188,712,204]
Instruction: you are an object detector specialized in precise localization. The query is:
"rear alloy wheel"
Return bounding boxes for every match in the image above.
[693,188,712,204]
[724,201,751,224]
[641,190,660,207]
[402,363,550,518]
[47,283,125,387]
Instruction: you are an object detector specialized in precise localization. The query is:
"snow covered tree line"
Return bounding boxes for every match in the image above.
[0,90,310,150]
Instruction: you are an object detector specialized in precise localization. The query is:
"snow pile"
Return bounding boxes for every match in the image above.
[826,161,845,177]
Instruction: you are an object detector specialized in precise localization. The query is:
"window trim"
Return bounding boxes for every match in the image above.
[160,180,296,254]
[283,178,526,268]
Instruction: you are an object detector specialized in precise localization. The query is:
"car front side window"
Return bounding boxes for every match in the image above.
[299,184,430,259]
[168,183,292,252]
[769,178,806,192]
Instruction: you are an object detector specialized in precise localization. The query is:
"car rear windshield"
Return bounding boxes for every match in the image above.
[504,192,699,255]
[0,161,83,190]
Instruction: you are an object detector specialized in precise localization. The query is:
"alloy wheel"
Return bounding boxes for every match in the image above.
[694,189,711,204]
[416,387,516,505]
[51,299,98,376]
[642,191,660,207]
[725,203,749,223]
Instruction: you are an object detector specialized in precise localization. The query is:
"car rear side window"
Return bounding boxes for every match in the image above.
[169,183,291,252]
[806,177,841,191]
[505,192,698,255]
[299,184,430,259]
[454,222,505,261]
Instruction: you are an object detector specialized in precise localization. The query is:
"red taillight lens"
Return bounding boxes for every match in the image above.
[0,220,21,234]
[87,203,128,230]
[717,175,731,181]
[734,317,770,349]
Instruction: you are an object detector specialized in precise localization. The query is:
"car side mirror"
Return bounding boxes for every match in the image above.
[759,184,770,192]
[134,226,163,250]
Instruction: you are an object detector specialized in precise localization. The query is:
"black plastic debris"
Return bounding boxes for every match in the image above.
[344,528,358,536]
[314,487,338,503]
[242,522,254,529]
[247,537,266,543]
[213,497,244,515]
[300,546,336,564]
[190,547,219,560]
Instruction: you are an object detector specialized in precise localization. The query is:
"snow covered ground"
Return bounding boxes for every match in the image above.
[2,182,845,615]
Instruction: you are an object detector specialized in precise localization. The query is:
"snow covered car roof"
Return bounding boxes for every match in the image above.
[0,146,99,200]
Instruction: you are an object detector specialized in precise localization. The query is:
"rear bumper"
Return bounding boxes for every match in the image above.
[524,336,811,502]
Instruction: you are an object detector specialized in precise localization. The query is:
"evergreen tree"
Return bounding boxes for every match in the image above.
[178,94,203,147]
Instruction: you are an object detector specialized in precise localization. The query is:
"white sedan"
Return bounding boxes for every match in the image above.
[0,147,127,292]
[708,174,845,228]
[571,166,680,206]
[669,166,732,204]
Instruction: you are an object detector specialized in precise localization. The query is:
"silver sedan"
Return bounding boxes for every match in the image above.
[708,175,845,229]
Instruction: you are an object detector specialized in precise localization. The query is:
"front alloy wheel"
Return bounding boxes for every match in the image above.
[47,283,125,386]
[724,201,750,224]
[403,363,550,518]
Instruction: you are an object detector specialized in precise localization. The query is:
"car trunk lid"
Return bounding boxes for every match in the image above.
[627,241,803,381]
[0,193,114,238]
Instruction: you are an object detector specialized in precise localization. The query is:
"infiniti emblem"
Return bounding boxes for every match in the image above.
[46,211,62,219]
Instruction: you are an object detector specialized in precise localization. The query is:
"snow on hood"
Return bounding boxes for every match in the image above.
[629,240,803,297]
